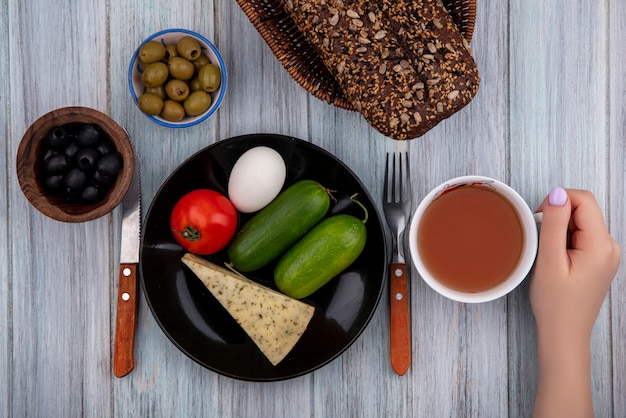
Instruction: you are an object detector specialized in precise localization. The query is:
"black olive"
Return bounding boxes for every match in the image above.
[95,140,114,155]
[43,153,70,175]
[44,175,64,191]
[41,146,56,162]
[77,124,101,147]
[93,170,115,187]
[81,185,100,202]
[75,147,100,172]
[63,142,81,159]
[96,153,122,176]
[64,168,87,190]
[47,126,70,149]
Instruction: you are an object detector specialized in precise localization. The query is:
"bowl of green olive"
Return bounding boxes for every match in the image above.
[128,28,227,128]
[16,106,135,223]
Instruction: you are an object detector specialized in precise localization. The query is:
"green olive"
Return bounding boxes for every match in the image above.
[161,100,186,121]
[184,90,212,116]
[192,54,210,72]
[138,93,164,115]
[167,56,195,80]
[142,62,169,87]
[189,77,202,92]
[143,85,166,100]
[176,36,202,61]
[138,41,166,64]
[198,64,221,93]
[163,44,179,61]
[165,79,190,102]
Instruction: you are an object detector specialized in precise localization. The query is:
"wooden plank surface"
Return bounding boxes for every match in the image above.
[609,0,626,416]
[6,2,114,417]
[508,1,615,416]
[1,1,10,416]
[1,0,624,416]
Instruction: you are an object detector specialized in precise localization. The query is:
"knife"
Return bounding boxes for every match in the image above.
[113,158,141,378]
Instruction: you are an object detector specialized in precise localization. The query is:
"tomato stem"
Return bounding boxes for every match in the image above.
[178,225,200,241]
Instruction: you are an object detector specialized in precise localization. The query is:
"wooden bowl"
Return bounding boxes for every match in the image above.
[16,107,135,222]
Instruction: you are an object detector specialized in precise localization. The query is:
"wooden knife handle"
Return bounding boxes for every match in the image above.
[389,262,411,375]
[113,263,138,378]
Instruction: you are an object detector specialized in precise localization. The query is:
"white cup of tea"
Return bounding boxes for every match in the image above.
[408,175,541,303]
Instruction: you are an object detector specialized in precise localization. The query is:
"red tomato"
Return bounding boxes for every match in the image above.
[170,189,238,255]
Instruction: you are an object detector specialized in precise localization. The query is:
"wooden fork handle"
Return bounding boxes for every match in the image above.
[389,262,411,375]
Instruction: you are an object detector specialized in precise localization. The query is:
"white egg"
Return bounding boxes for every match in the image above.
[228,146,287,213]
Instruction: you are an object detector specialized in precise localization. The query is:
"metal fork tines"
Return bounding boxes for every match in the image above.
[383,152,412,264]
[383,151,412,376]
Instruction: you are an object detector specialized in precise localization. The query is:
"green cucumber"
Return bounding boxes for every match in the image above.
[274,201,368,299]
[227,179,331,272]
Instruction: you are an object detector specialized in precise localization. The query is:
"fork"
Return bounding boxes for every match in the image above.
[383,152,412,376]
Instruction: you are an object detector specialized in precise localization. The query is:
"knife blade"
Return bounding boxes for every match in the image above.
[113,159,141,378]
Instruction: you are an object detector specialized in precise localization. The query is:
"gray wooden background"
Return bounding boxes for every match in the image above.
[1,0,624,416]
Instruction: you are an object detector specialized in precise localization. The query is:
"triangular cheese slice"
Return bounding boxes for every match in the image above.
[181,253,315,366]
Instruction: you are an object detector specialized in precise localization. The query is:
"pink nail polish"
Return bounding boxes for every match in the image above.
[548,187,567,206]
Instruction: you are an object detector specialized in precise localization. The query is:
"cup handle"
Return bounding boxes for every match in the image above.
[533,212,543,224]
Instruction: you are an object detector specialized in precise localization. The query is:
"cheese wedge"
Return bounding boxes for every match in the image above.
[181,253,315,366]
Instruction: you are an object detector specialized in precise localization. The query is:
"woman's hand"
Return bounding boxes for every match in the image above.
[530,187,620,418]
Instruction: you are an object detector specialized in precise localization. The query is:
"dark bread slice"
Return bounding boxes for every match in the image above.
[280,0,480,140]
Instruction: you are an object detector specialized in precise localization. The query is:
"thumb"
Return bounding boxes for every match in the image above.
[536,187,572,265]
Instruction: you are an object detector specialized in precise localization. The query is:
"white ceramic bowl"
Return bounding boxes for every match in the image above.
[128,28,227,128]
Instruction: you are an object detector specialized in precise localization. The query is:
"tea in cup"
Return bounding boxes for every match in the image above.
[408,176,540,303]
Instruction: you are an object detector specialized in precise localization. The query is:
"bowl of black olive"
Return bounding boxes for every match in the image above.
[16,106,135,222]
[128,28,227,128]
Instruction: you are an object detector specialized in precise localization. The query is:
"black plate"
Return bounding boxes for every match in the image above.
[140,134,387,381]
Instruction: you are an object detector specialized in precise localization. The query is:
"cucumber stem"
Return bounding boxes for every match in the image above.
[324,187,338,203]
[350,193,369,224]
